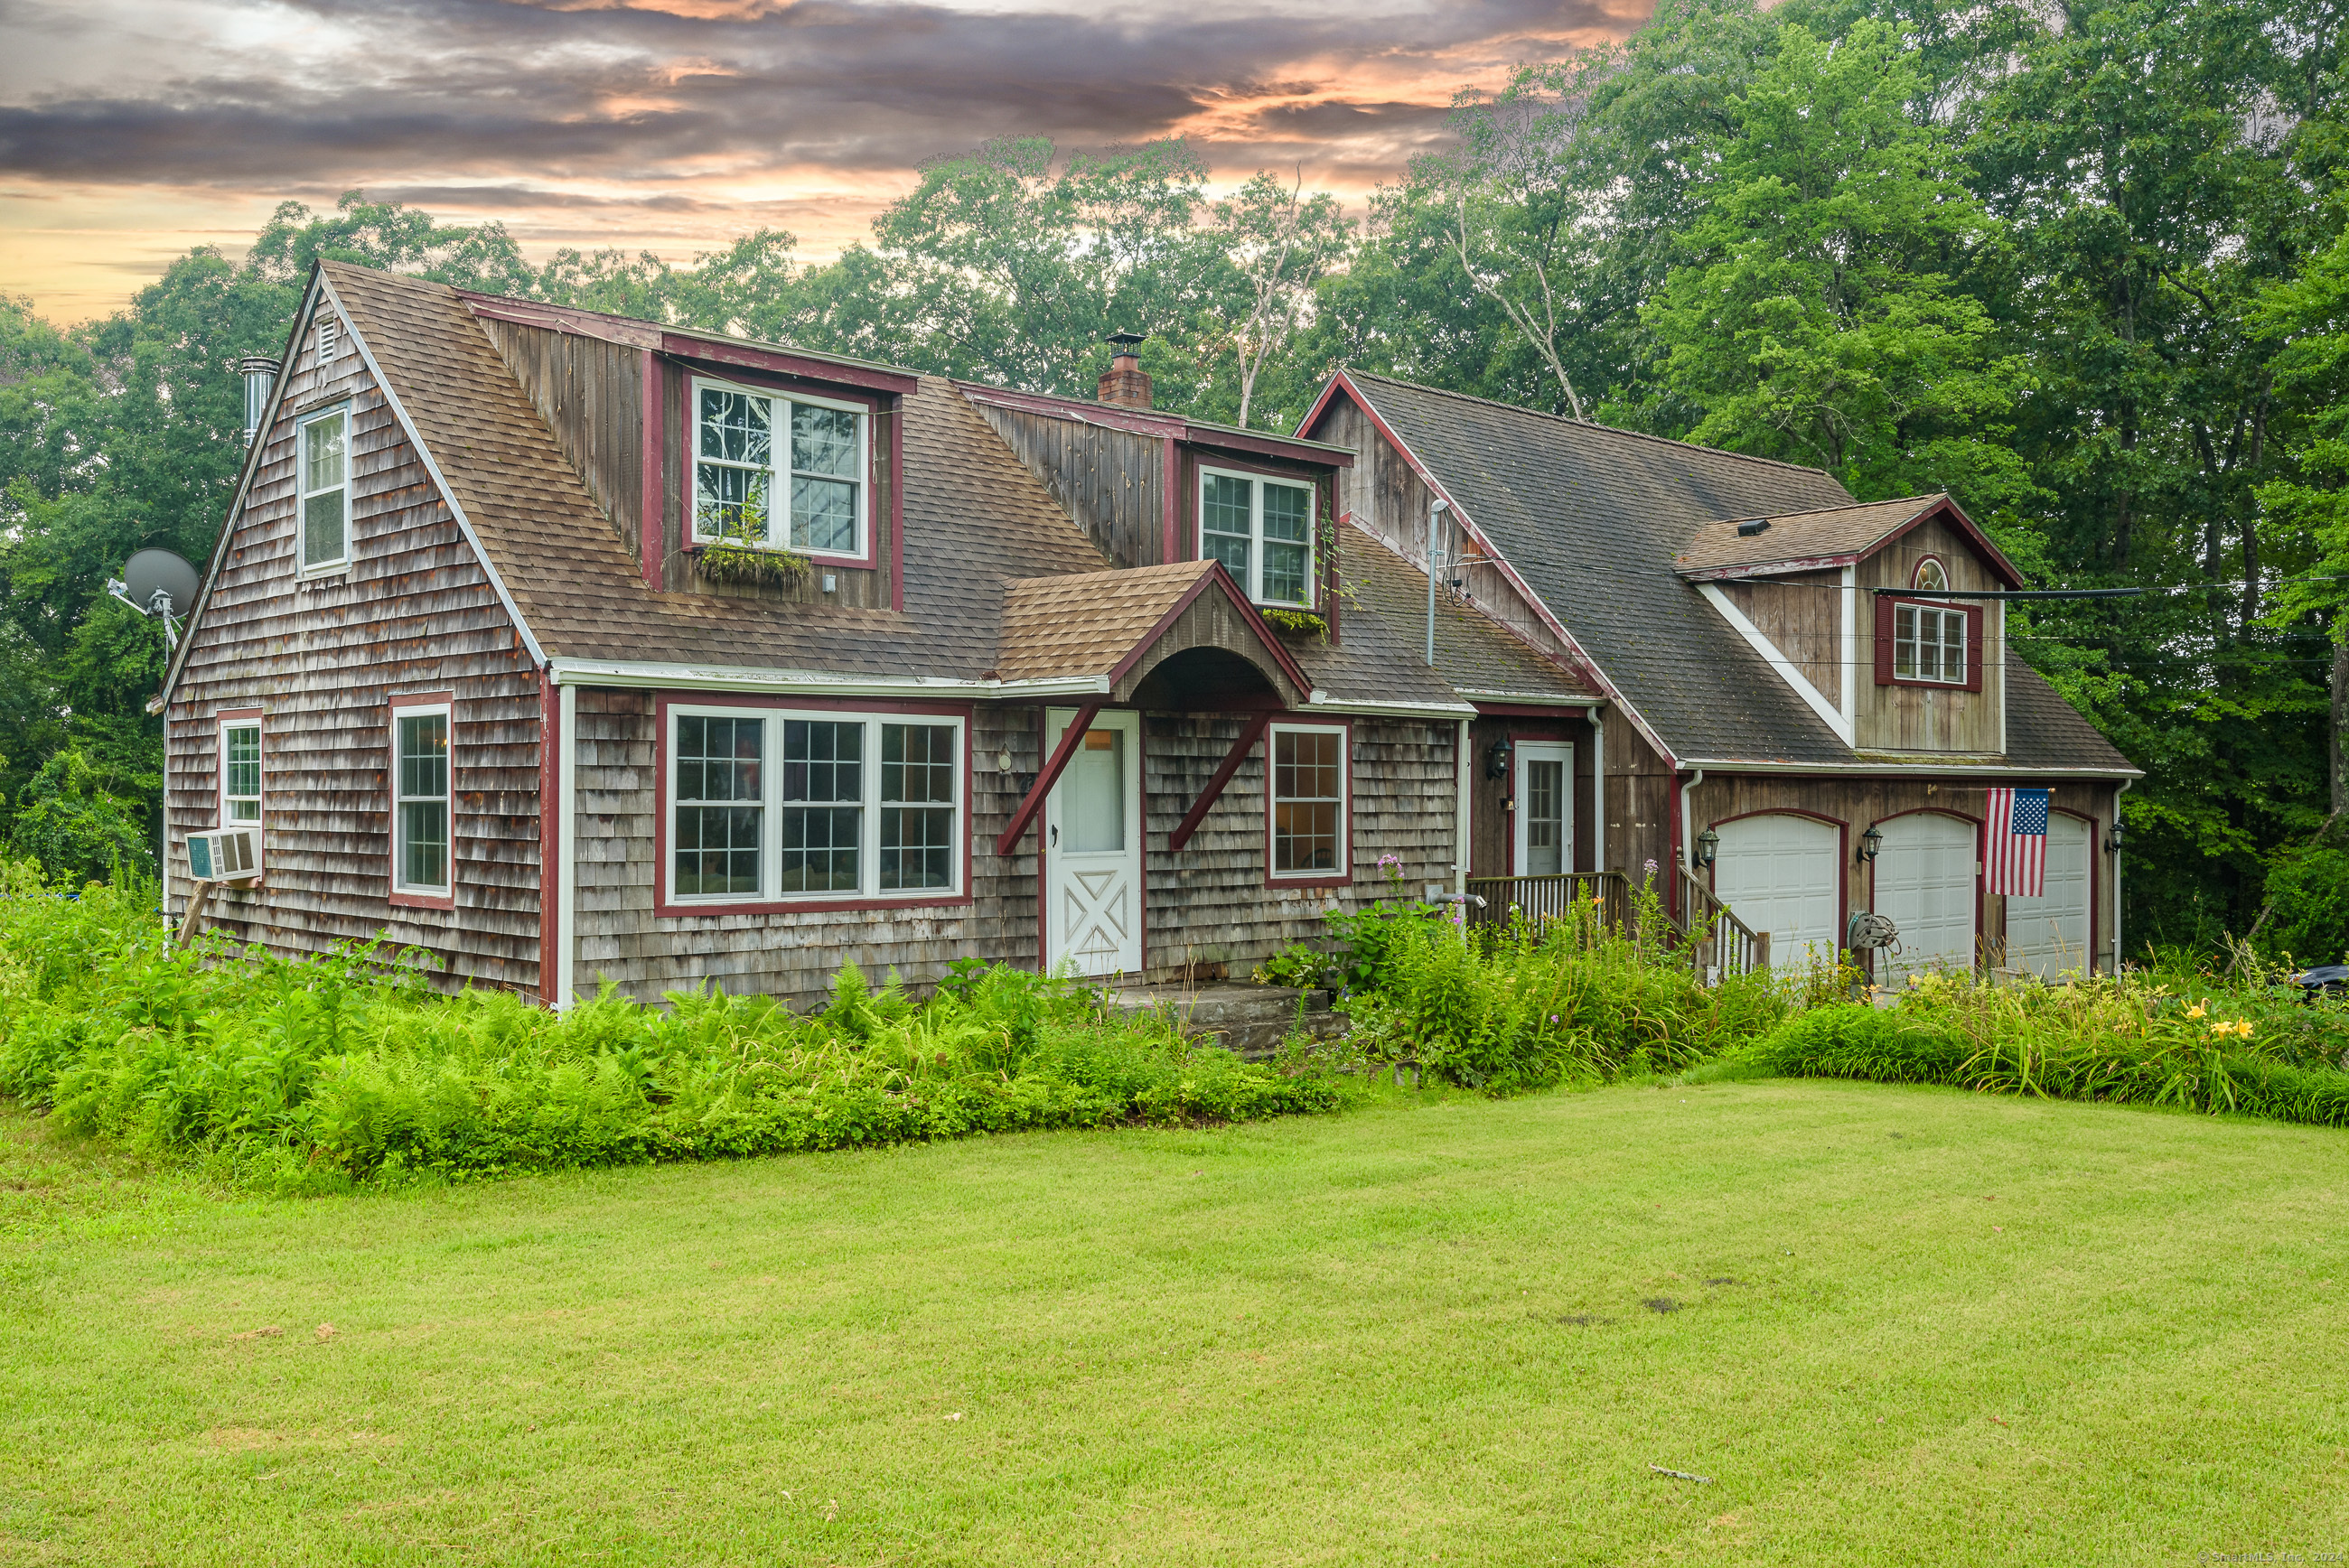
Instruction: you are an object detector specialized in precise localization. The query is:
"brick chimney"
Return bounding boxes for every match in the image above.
[1097,331,1153,409]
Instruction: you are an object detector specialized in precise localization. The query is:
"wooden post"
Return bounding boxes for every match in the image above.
[177,881,215,947]
[1168,711,1271,853]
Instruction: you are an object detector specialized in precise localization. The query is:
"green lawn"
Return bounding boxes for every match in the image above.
[5,1080,2347,1566]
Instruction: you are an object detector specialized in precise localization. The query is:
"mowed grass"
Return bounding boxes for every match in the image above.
[5,1081,2349,1566]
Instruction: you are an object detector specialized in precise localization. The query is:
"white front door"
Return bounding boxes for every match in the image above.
[1043,708,1143,975]
[2007,814,2092,978]
[1513,743,1575,875]
[1711,813,1841,972]
[1876,812,1979,986]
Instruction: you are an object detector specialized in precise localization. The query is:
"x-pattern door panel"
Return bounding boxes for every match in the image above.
[1043,708,1143,975]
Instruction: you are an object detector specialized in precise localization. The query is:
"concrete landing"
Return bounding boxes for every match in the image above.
[1103,980,1350,1060]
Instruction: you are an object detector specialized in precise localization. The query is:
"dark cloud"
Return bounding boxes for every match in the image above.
[0,0,1634,191]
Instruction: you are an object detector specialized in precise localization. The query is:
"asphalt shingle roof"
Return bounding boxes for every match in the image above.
[1339,372,2134,773]
[1677,495,1944,576]
[314,266,1459,709]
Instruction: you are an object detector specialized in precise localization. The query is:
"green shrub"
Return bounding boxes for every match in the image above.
[0,863,1346,1190]
[2256,845,2349,968]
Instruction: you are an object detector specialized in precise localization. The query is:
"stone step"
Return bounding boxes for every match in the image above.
[1102,980,1350,1061]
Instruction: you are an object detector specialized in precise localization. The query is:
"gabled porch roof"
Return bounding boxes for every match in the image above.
[997,559,1314,709]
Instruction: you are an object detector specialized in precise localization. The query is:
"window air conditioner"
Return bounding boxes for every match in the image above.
[186,826,262,884]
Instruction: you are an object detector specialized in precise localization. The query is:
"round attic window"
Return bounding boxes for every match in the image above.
[1914,558,1950,594]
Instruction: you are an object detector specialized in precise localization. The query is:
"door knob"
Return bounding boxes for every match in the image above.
[1050,825,1059,846]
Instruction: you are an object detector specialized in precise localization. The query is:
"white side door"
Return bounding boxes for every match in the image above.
[1513,742,1575,875]
[1711,813,1841,972]
[1876,812,1979,986]
[1043,708,1143,976]
[2007,814,2092,979]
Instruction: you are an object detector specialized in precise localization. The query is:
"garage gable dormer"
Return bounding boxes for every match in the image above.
[1676,494,2023,757]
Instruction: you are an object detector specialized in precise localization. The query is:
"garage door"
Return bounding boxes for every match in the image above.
[1875,812,1978,986]
[2007,814,2092,979]
[1711,814,1841,972]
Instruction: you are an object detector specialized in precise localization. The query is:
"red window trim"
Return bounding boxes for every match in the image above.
[388,689,457,911]
[216,706,265,833]
[1188,451,1339,621]
[676,368,884,571]
[1264,717,1353,890]
[1873,594,1985,693]
[651,691,975,919]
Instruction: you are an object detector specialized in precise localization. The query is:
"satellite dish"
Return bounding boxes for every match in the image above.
[122,549,201,619]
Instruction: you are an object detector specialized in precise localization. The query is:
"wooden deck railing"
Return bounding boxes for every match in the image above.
[1464,871,1630,934]
[1679,870,1771,977]
[1459,868,1771,980]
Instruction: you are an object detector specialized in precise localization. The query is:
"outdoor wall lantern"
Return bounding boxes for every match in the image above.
[1485,734,1514,780]
[2106,818,2124,854]
[1858,823,1884,863]
[1695,826,1719,868]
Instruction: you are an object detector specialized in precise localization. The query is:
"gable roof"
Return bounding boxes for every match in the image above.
[162,264,1470,715]
[1321,371,1860,765]
[1676,494,2024,587]
[1315,371,2135,775]
[997,558,1314,705]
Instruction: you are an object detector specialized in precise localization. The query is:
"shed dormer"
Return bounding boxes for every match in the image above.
[1677,494,2024,756]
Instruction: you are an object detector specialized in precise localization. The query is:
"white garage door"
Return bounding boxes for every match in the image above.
[1876,812,1978,986]
[2007,814,2092,979]
[1711,814,1841,972]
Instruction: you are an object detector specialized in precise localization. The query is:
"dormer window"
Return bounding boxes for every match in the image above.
[1895,602,1965,683]
[1914,558,1949,593]
[693,377,867,561]
[1200,467,1315,607]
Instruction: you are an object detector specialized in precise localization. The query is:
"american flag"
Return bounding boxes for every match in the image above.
[1986,787,2050,898]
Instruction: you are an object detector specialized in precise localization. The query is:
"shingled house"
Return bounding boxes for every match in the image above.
[1300,373,2140,984]
[155,263,1580,1006]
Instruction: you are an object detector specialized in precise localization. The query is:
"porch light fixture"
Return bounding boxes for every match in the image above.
[1858,823,1884,863]
[1485,733,1513,780]
[2107,817,2123,854]
[1695,826,1719,868]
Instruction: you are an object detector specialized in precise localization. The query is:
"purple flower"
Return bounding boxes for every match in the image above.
[1377,853,1401,869]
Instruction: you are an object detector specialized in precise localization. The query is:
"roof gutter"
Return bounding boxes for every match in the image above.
[1676,757,2145,779]
[1306,692,1479,720]
[544,658,1118,699]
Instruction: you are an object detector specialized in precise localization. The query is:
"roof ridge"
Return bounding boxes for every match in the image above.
[1342,369,1846,485]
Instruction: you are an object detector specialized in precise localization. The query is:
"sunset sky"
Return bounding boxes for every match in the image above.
[0,0,1650,323]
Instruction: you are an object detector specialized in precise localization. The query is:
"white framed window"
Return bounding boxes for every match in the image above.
[390,699,452,898]
[1200,466,1316,607]
[220,717,262,826]
[1914,557,1949,593]
[665,704,965,907]
[1268,722,1346,880]
[1895,603,1966,684]
[296,404,351,574]
[690,375,868,560]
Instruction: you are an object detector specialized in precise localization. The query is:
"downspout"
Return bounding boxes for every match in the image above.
[1587,705,1605,874]
[1454,717,1471,893]
[2111,777,2131,976]
[556,683,578,1012]
[1678,767,1704,920]
[1426,499,1448,666]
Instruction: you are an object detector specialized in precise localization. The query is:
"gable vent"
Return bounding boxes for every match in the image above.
[1735,517,1771,537]
[316,318,341,365]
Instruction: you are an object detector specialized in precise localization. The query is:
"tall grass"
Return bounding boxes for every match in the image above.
[0,866,1342,1191]
[1727,969,2349,1128]
[1334,896,1788,1093]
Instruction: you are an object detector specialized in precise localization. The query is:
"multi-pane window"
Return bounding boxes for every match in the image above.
[1269,724,1345,878]
[677,715,765,896]
[221,722,261,825]
[392,705,450,894]
[667,707,964,904]
[880,723,957,891]
[1895,604,1966,684]
[781,720,861,892]
[692,378,866,558]
[298,406,349,572]
[1199,468,1315,607]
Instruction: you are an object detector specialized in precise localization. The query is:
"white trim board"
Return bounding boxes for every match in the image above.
[1698,583,1855,747]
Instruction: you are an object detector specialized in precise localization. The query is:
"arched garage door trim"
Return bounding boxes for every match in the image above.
[1867,807,1983,981]
[1706,807,1849,971]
